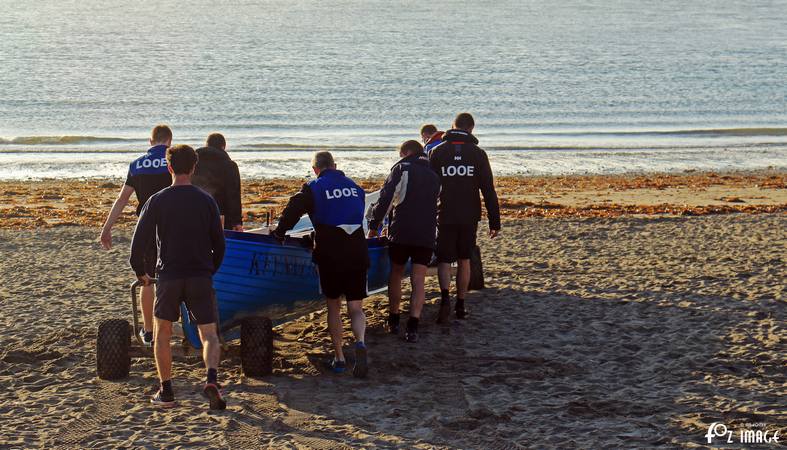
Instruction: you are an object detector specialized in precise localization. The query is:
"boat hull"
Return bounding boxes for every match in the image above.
[180,230,391,347]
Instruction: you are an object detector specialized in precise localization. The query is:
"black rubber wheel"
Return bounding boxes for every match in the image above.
[241,316,273,377]
[96,319,131,380]
[469,245,485,291]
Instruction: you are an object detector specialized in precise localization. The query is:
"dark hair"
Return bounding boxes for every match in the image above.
[453,112,475,131]
[206,132,226,150]
[166,144,198,175]
[400,140,423,155]
[151,124,172,144]
[420,124,438,135]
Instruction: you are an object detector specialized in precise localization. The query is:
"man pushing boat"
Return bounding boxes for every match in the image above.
[272,151,370,378]
[100,125,173,346]
[130,144,227,409]
[367,140,439,343]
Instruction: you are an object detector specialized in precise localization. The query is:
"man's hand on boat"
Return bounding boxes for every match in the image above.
[366,228,378,239]
[137,274,154,286]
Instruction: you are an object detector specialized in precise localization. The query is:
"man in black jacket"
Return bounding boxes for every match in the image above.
[130,144,227,410]
[367,140,439,343]
[272,151,370,378]
[429,113,501,323]
[193,133,243,231]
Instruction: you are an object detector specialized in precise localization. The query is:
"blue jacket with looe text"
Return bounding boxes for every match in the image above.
[274,169,369,270]
[308,169,365,230]
[124,144,172,215]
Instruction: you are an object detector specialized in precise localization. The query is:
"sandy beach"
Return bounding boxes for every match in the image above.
[0,172,785,448]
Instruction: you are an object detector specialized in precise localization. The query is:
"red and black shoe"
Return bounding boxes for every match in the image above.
[203,383,227,410]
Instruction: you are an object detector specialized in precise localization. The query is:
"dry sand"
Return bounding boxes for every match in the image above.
[0,202,784,447]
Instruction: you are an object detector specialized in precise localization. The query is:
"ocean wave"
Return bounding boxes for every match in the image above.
[0,135,137,145]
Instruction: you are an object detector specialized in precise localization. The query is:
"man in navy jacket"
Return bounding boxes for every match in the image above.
[367,140,439,342]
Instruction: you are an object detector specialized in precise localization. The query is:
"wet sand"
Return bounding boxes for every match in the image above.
[0,172,785,448]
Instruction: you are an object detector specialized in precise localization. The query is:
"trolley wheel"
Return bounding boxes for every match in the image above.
[240,316,273,376]
[96,318,131,380]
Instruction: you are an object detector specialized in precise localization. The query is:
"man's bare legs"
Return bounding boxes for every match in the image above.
[198,322,226,409]
[437,259,470,322]
[140,285,154,333]
[151,318,174,404]
[409,264,427,319]
[387,263,406,333]
[347,300,366,344]
[326,298,345,362]
[153,318,173,382]
[197,323,221,373]
[325,298,367,377]
[347,300,368,378]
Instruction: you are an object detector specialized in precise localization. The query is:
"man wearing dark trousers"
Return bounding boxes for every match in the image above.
[273,151,370,378]
[429,113,501,323]
[193,132,243,231]
[367,140,439,343]
[130,144,227,409]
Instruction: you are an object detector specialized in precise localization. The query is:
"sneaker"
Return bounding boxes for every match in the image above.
[150,390,175,408]
[352,342,368,378]
[139,329,153,347]
[328,358,346,374]
[203,383,227,410]
[405,330,419,343]
[437,298,451,324]
[455,305,467,320]
[387,316,400,335]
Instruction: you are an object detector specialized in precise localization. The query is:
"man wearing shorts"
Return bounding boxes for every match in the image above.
[367,140,439,343]
[100,124,173,346]
[273,151,370,378]
[429,113,501,323]
[130,145,226,409]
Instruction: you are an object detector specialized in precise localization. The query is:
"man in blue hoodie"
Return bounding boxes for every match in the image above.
[367,140,439,343]
[100,124,173,346]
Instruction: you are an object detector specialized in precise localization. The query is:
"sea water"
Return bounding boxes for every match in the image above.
[0,0,785,179]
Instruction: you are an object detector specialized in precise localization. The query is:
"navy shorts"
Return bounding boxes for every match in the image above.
[436,223,478,263]
[155,277,217,324]
[389,242,433,266]
[318,265,367,301]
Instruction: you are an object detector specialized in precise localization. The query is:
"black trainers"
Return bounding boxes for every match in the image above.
[455,302,467,320]
[352,342,368,378]
[139,328,154,347]
[405,330,419,343]
[203,383,226,410]
[437,298,451,324]
[150,389,176,408]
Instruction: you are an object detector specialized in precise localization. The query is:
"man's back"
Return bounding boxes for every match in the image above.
[131,185,225,281]
[429,129,500,230]
[367,152,439,249]
[126,144,172,215]
[192,146,242,229]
